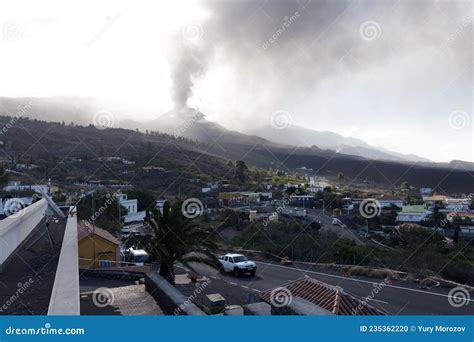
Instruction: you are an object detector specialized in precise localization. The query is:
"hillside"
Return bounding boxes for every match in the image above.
[0,116,236,195]
[0,116,471,194]
[246,124,431,163]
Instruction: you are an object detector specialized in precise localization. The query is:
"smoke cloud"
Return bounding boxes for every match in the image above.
[170,44,206,109]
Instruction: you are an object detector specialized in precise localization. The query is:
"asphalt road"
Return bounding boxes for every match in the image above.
[305,208,364,244]
[188,260,474,315]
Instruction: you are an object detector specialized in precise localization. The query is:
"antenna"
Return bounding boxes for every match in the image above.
[36,186,66,218]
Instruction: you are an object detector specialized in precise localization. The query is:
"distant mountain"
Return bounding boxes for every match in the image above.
[246,124,431,163]
[145,107,278,147]
[0,96,97,126]
[0,111,472,194]
[447,160,474,171]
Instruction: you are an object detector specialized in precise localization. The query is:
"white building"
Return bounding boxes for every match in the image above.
[3,181,48,194]
[122,211,146,223]
[445,198,471,212]
[307,186,324,193]
[419,187,433,195]
[117,194,137,215]
[396,205,431,223]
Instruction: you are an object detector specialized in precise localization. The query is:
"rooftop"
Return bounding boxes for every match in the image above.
[260,276,386,316]
[423,195,449,202]
[0,217,68,315]
[77,220,120,246]
[378,194,403,201]
[400,205,428,213]
[448,212,474,219]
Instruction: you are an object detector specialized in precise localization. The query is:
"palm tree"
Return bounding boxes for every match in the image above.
[144,201,221,284]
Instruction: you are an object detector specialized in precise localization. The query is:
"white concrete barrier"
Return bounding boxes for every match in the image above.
[48,213,80,315]
[0,199,48,271]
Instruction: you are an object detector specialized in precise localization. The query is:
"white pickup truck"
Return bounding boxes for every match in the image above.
[218,253,257,276]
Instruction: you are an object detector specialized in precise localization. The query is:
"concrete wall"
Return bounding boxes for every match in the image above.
[48,213,80,315]
[0,199,48,272]
[145,272,206,316]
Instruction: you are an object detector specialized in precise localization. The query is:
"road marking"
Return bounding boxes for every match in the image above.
[240,285,249,289]
[364,297,389,305]
[229,282,238,286]
[256,261,474,302]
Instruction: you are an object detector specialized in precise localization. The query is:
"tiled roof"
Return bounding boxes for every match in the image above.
[260,276,386,316]
[423,195,448,201]
[448,212,474,219]
[77,220,120,245]
[378,195,403,201]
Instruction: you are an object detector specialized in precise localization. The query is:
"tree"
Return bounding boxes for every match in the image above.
[144,201,221,284]
[126,189,156,212]
[400,181,411,203]
[77,191,125,234]
[0,166,9,188]
[337,172,344,180]
[235,160,248,183]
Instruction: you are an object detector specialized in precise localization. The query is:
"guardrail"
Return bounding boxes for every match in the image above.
[0,199,48,272]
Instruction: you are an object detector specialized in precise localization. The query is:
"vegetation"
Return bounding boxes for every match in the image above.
[125,189,156,211]
[235,160,248,183]
[76,190,125,234]
[144,201,221,284]
[232,221,474,285]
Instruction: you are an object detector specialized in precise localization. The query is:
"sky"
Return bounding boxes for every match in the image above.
[0,0,472,162]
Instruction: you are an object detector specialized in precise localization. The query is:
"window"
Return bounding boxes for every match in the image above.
[233,256,248,263]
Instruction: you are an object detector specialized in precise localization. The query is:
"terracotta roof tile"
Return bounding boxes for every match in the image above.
[260,276,386,315]
[77,220,120,245]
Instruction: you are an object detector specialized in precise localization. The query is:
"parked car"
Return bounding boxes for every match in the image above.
[126,247,149,265]
[280,257,293,265]
[218,253,256,276]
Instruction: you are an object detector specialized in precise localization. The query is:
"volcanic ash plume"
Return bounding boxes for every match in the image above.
[170,46,205,109]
